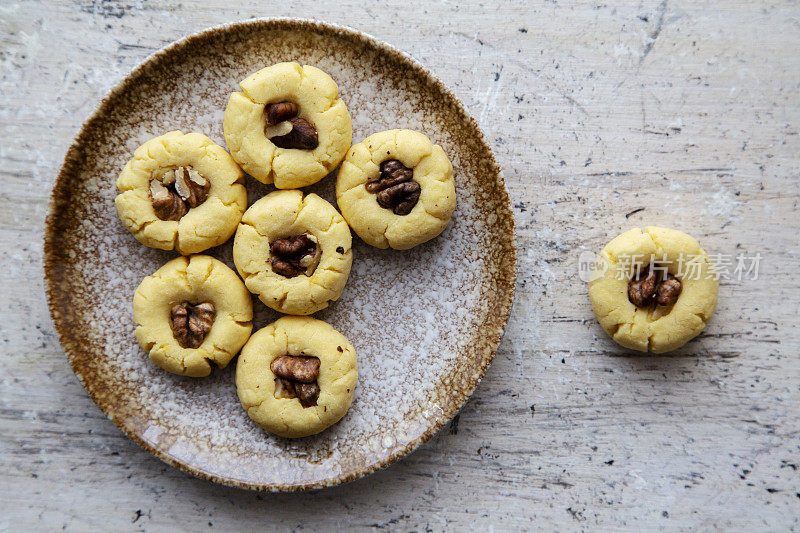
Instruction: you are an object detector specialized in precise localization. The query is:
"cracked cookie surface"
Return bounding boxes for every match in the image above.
[233,190,353,315]
[336,129,456,250]
[236,316,358,438]
[588,226,718,353]
[115,130,247,254]
[134,255,253,377]
[223,62,352,188]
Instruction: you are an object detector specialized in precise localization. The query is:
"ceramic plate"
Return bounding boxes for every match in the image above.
[44,19,516,490]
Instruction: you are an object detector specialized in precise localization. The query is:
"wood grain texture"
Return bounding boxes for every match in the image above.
[1,0,798,530]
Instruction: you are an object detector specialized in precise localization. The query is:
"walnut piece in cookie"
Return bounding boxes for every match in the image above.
[265,102,299,125]
[656,274,682,306]
[627,267,657,307]
[149,179,187,221]
[269,234,321,278]
[270,355,321,407]
[264,101,319,151]
[628,266,683,308]
[149,167,210,221]
[365,160,421,216]
[170,302,215,349]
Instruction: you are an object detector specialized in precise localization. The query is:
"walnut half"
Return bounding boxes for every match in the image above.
[264,101,319,150]
[366,159,421,215]
[148,167,210,221]
[269,234,321,278]
[170,302,215,349]
[271,355,321,407]
[628,266,683,308]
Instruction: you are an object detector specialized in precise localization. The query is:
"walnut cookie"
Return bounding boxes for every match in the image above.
[335,129,456,250]
[115,131,247,254]
[236,316,357,438]
[133,255,253,377]
[233,190,353,316]
[223,62,352,189]
[588,227,719,353]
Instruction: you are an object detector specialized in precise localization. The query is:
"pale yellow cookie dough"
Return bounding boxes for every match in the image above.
[588,227,719,353]
[335,129,456,250]
[133,255,253,377]
[223,62,352,188]
[233,190,353,315]
[236,316,358,438]
[115,131,247,254]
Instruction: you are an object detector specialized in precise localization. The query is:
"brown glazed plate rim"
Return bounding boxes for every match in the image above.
[43,18,517,491]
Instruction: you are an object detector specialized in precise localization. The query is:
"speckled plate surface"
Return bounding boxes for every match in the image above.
[44,19,516,491]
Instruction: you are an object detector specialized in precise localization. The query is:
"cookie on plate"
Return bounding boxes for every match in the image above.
[335,129,456,250]
[223,62,352,188]
[236,315,357,438]
[133,255,253,377]
[588,226,718,353]
[115,131,247,255]
[233,190,353,315]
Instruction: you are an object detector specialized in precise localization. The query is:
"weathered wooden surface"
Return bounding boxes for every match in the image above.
[2,0,799,530]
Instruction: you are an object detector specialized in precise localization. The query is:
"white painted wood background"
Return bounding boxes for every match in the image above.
[2,0,799,530]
